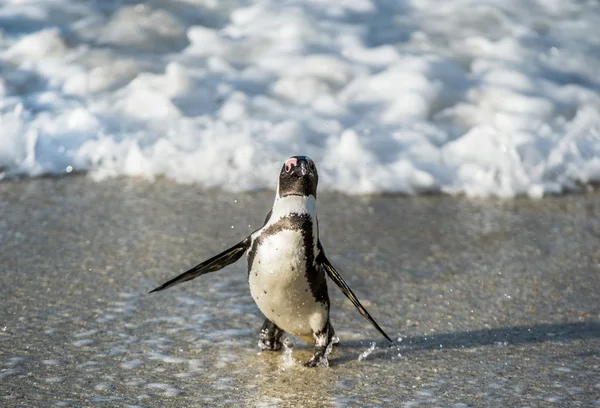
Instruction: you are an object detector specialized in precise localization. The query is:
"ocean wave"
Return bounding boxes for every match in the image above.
[1,0,599,197]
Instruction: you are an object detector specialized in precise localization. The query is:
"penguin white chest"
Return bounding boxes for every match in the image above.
[248,229,326,337]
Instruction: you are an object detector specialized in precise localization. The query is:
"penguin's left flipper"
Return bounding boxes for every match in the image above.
[317,242,393,343]
[149,238,250,293]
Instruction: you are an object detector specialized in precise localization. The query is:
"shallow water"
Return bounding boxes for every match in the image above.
[1,177,599,406]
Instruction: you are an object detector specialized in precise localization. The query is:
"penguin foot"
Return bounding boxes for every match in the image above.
[258,319,284,351]
[304,322,335,368]
[259,337,282,351]
[304,353,329,367]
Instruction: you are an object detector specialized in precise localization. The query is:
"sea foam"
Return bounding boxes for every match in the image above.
[1,0,599,197]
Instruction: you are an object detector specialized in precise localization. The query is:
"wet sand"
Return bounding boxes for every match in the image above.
[1,177,599,407]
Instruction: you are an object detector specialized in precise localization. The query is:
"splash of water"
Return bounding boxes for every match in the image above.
[280,337,295,368]
[358,342,377,361]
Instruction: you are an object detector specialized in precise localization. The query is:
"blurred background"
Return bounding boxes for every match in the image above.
[1,0,599,197]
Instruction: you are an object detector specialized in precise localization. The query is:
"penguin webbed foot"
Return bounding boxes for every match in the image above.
[304,350,329,367]
[304,323,335,368]
[258,319,285,351]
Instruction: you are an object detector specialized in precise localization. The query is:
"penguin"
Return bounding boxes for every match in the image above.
[150,156,392,367]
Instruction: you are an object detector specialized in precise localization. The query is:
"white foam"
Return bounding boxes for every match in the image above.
[74,329,97,338]
[72,339,93,347]
[146,382,181,397]
[6,356,25,366]
[1,0,600,197]
[45,376,65,383]
[121,359,144,370]
[147,352,188,364]
[94,382,115,392]
[0,368,20,378]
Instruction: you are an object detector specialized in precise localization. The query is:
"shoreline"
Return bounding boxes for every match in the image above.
[1,172,598,198]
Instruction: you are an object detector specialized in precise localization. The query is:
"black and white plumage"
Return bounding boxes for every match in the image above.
[150,156,391,367]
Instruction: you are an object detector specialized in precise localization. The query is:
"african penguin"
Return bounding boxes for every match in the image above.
[150,156,392,367]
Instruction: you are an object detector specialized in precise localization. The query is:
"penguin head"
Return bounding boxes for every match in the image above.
[277,156,319,198]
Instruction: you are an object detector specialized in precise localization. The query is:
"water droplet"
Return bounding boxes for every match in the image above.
[358,342,376,361]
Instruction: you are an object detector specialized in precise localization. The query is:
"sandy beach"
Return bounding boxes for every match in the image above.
[1,176,599,407]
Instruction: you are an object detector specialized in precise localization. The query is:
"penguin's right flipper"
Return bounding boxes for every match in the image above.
[317,243,392,343]
[149,238,250,293]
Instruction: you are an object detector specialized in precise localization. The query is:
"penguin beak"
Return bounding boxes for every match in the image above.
[284,158,309,177]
